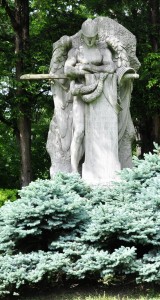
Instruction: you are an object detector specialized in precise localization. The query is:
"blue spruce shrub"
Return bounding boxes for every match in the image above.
[80,144,160,283]
[0,173,91,296]
[0,173,90,255]
[0,144,160,296]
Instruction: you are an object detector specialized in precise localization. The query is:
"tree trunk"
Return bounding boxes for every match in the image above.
[148,0,160,150]
[18,110,32,186]
[2,0,32,186]
[148,0,159,52]
[139,117,154,155]
[140,0,160,155]
[15,0,32,186]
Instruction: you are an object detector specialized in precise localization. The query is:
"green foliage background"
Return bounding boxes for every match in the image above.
[0,188,17,207]
[0,0,88,188]
[0,0,160,187]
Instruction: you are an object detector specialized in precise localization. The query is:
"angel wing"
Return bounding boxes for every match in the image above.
[49,35,72,74]
[49,35,73,152]
[106,36,130,68]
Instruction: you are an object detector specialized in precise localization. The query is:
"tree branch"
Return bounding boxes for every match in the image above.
[1,0,19,32]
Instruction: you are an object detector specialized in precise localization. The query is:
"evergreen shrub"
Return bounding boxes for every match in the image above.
[0,189,17,207]
[0,144,160,296]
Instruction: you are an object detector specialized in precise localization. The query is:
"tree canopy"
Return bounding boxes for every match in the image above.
[0,0,160,187]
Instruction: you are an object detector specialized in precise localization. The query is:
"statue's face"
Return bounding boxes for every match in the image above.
[83,35,97,47]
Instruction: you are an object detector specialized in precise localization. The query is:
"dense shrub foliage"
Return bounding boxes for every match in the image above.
[0,145,160,296]
[0,189,17,207]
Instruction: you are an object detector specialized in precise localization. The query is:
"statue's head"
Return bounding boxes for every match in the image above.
[81,19,98,47]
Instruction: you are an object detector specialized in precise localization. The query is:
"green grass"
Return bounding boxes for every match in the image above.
[20,293,160,300]
[19,285,160,300]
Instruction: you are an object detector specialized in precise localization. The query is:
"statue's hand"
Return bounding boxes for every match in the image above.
[105,64,116,74]
[74,64,88,74]
[82,64,99,73]
[81,64,95,73]
[82,63,116,74]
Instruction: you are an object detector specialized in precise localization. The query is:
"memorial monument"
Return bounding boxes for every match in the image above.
[46,17,140,185]
[21,16,140,185]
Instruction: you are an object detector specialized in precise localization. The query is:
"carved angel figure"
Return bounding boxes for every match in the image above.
[46,36,73,175]
[47,17,140,184]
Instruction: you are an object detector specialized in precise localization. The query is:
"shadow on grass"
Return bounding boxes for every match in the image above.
[8,281,160,300]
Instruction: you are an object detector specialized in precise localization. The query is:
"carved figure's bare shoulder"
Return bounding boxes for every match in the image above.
[67,47,78,59]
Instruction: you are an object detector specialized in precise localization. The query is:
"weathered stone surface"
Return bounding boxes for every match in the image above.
[46,17,140,185]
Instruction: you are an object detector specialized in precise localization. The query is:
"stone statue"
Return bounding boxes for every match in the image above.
[46,36,73,175]
[46,17,140,185]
